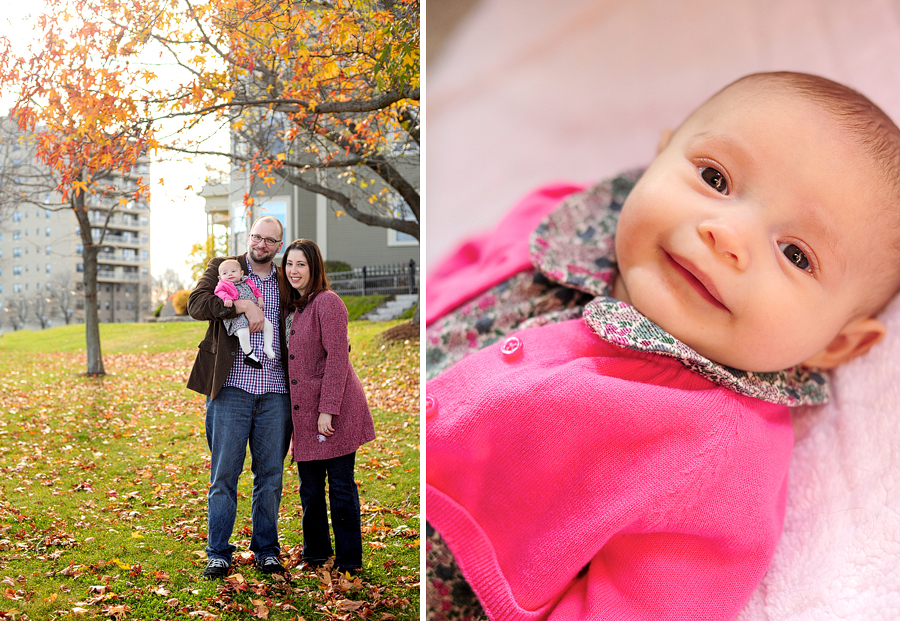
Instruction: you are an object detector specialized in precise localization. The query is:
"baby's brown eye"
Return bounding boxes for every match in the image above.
[779,243,810,271]
[701,167,727,193]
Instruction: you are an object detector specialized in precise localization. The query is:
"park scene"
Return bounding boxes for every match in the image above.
[0,0,420,619]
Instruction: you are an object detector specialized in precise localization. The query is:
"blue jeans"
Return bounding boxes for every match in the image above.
[297,452,363,570]
[205,387,292,564]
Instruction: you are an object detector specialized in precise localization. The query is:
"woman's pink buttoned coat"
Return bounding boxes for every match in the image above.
[286,290,375,462]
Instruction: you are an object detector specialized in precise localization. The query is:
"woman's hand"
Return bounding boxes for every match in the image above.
[317,413,334,436]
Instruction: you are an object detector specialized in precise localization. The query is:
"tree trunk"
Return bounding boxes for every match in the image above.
[72,185,105,376]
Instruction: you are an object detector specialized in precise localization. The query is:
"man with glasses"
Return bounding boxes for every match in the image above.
[187,216,292,579]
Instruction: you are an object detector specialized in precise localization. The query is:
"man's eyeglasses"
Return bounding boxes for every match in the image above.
[250,234,282,247]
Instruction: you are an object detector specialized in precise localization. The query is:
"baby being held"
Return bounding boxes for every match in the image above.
[214,258,276,369]
[425,72,900,621]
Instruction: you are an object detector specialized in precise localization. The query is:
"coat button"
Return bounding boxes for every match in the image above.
[289,354,295,360]
[291,379,297,385]
[425,394,438,418]
[291,330,295,335]
[500,335,523,359]
[294,405,299,410]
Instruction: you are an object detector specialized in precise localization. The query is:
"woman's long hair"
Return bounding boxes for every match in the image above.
[280,238,330,311]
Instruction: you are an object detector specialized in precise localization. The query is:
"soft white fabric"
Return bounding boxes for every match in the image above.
[427,0,900,617]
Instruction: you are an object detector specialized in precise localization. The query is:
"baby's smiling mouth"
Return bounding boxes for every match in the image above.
[666,252,729,311]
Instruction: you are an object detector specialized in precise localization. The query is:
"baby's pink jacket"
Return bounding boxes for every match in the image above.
[214,278,262,302]
[426,185,794,620]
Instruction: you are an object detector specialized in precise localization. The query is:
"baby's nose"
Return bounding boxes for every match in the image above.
[697,219,750,270]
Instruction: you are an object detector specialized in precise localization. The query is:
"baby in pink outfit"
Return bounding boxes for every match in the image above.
[426,72,900,621]
[214,258,275,368]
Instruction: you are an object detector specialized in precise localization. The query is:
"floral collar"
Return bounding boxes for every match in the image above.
[529,170,829,406]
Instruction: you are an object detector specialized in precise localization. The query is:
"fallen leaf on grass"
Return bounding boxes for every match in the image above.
[102,604,130,620]
[337,599,363,611]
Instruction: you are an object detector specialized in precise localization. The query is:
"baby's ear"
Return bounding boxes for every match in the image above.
[802,317,886,369]
[656,129,674,155]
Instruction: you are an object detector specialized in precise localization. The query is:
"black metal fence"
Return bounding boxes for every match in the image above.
[328,260,419,296]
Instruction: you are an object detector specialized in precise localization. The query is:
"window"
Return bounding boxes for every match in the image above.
[45,246,51,255]
[13,265,22,275]
[77,263,84,272]
[12,211,21,221]
[13,230,20,240]
[46,264,51,273]
[45,227,50,237]
[13,248,21,257]
[13,283,21,293]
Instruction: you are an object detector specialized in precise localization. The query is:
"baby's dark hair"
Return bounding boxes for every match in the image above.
[729,72,900,317]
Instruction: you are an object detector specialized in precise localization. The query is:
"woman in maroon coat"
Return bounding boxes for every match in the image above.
[281,239,376,574]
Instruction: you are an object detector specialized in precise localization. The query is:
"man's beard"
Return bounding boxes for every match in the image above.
[249,245,276,265]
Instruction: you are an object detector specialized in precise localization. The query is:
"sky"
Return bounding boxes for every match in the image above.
[1,0,225,286]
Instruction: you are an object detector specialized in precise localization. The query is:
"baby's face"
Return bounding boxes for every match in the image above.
[219,263,243,283]
[613,84,884,372]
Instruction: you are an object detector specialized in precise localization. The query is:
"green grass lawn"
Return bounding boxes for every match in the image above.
[0,319,419,620]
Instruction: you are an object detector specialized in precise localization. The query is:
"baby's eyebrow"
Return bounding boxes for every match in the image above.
[797,206,845,277]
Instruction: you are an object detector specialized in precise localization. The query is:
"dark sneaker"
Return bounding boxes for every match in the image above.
[202,557,230,579]
[255,556,285,574]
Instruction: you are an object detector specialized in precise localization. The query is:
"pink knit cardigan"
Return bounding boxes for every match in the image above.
[426,185,794,620]
[286,290,375,462]
[214,278,262,302]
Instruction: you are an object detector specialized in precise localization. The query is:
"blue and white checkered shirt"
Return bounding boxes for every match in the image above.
[223,259,287,395]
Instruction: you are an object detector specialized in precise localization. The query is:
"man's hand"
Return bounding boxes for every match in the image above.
[234,299,265,332]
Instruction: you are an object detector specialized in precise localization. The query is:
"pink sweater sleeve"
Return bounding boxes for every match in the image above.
[426,183,585,325]
[213,279,239,301]
[316,291,351,416]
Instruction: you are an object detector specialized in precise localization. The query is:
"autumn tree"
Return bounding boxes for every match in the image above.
[49,273,77,325]
[6,295,29,330]
[32,290,53,328]
[186,232,229,284]
[112,0,420,240]
[0,0,156,375]
[152,267,186,306]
